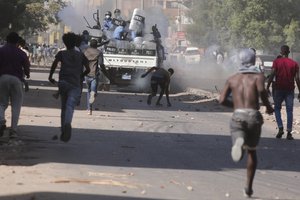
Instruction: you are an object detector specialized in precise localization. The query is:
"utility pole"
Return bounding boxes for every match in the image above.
[141,0,144,9]
[177,0,182,31]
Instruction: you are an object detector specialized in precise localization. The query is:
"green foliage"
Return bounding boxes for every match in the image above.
[187,0,300,52]
[0,0,65,38]
[284,19,300,51]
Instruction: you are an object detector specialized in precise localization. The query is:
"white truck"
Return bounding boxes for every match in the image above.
[103,53,158,85]
[85,9,165,88]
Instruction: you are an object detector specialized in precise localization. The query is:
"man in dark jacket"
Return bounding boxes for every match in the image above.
[0,32,30,138]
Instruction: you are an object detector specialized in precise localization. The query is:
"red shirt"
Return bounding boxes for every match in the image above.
[272,57,299,90]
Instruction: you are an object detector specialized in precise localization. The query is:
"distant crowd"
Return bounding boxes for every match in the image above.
[26,43,59,67]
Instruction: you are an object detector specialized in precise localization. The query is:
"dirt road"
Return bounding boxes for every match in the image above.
[0,69,299,200]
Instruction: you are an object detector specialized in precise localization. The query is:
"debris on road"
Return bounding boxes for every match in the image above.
[187,186,193,191]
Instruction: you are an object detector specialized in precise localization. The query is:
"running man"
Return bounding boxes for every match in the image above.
[219,48,274,197]
[48,32,90,142]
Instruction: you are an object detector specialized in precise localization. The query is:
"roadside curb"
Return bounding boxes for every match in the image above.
[30,65,50,70]
[185,87,219,99]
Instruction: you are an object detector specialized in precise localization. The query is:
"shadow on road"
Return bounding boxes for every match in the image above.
[1,125,299,173]
[0,192,164,200]
[23,83,231,113]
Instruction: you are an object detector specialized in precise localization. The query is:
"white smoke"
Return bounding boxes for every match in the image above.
[57,1,232,93]
[58,5,86,33]
[144,7,169,37]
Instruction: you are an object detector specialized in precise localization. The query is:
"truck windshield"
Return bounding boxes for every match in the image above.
[185,50,199,55]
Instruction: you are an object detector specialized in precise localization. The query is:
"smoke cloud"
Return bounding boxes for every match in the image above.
[166,46,240,93]
[58,1,236,93]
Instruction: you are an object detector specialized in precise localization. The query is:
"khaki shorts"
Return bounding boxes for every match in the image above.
[230,109,263,149]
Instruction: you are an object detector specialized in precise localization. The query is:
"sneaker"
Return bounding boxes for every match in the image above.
[231,137,244,162]
[147,95,152,105]
[9,129,18,139]
[286,133,294,140]
[89,91,95,104]
[276,128,284,139]
[24,81,29,92]
[243,187,253,198]
[60,123,72,142]
[0,125,6,137]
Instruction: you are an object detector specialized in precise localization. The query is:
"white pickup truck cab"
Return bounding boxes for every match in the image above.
[183,47,201,64]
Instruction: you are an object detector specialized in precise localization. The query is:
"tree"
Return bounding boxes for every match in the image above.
[186,0,300,52]
[0,0,25,33]
[185,0,221,48]
[284,19,300,52]
[0,0,65,38]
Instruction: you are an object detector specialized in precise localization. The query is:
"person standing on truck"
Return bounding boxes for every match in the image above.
[102,11,114,41]
[141,67,174,107]
[114,9,123,20]
[152,25,165,67]
[84,39,110,115]
[156,38,166,67]
[266,45,300,140]
[113,20,127,40]
[219,48,274,197]
[48,32,90,142]
[103,11,113,31]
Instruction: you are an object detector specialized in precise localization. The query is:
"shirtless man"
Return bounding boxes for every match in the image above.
[141,67,174,107]
[219,48,274,197]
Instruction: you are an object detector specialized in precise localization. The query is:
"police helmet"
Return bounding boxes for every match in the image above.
[105,11,112,17]
[82,30,89,35]
[114,9,121,14]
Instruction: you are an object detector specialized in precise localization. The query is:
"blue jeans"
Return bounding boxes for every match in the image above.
[85,76,98,110]
[58,81,81,128]
[0,75,23,131]
[273,90,294,132]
